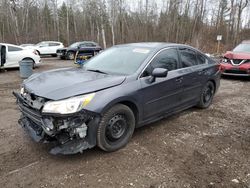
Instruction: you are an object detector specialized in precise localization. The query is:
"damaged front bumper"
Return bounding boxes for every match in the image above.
[13,92,100,155]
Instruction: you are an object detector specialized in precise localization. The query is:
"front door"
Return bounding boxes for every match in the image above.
[139,48,183,120]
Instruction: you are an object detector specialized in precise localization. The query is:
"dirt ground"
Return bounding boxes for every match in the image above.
[0,58,249,188]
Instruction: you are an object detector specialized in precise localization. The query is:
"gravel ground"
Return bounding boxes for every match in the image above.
[0,58,249,188]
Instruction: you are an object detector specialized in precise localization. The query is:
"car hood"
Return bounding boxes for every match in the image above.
[23,68,126,100]
[224,51,250,60]
[57,47,67,51]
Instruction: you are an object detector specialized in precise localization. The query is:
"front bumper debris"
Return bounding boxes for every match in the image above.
[13,92,100,155]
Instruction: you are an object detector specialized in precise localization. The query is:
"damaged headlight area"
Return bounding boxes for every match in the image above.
[42,93,95,114]
[13,92,99,155]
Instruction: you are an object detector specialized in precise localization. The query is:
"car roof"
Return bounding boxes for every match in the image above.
[39,41,62,43]
[76,41,97,44]
[115,42,194,51]
[0,43,24,48]
[241,40,250,44]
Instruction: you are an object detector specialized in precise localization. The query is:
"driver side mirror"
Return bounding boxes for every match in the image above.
[149,68,168,83]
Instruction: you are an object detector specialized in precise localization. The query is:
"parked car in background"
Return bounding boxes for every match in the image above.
[31,41,64,57]
[221,40,250,77]
[14,43,220,155]
[57,41,102,60]
[0,43,41,68]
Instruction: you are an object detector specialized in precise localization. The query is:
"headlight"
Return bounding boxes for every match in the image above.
[20,87,24,95]
[42,93,95,114]
[221,58,228,63]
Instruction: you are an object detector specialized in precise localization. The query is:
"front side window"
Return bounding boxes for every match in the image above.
[36,42,49,47]
[49,43,60,46]
[8,46,23,52]
[179,48,197,68]
[142,48,179,77]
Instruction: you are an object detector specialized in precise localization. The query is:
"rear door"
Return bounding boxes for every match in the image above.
[140,48,184,120]
[38,43,49,54]
[5,45,23,67]
[177,48,206,105]
[48,42,60,54]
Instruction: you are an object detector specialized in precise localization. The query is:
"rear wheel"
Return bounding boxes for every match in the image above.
[66,52,75,60]
[197,81,215,109]
[97,104,135,152]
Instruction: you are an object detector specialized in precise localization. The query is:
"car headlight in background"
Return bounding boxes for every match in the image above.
[20,87,24,95]
[221,58,228,63]
[42,93,95,114]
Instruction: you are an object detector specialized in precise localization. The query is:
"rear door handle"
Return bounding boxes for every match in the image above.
[176,77,183,83]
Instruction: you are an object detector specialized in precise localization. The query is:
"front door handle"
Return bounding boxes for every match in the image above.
[198,69,207,75]
[176,77,183,83]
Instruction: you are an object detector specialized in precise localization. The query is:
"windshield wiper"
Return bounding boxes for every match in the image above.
[87,69,108,74]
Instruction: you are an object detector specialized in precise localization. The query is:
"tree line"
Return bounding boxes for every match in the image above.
[0,0,249,53]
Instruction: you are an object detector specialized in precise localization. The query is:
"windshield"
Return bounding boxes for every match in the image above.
[233,43,250,53]
[83,46,152,75]
[69,42,81,48]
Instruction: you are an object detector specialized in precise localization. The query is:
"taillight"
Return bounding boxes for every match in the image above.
[33,50,38,55]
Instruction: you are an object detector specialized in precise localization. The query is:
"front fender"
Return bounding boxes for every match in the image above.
[84,81,143,122]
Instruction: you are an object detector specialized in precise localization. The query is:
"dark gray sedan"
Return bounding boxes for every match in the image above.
[14,43,221,154]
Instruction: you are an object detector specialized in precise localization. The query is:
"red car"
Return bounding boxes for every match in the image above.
[221,40,250,77]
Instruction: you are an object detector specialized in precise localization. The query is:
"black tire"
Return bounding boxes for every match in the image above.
[97,104,135,152]
[66,51,75,60]
[197,81,215,109]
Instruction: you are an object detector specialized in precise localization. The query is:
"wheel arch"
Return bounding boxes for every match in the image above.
[100,98,141,126]
[35,50,40,55]
[22,57,35,63]
[22,57,35,68]
[119,101,139,126]
[208,79,216,91]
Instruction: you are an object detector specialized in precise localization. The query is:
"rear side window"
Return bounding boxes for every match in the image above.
[179,48,197,67]
[8,46,23,52]
[80,43,96,47]
[49,43,60,46]
[197,54,209,65]
[85,43,96,47]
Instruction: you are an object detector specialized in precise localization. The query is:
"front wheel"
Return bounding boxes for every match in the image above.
[66,52,75,60]
[97,104,135,152]
[197,81,215,109]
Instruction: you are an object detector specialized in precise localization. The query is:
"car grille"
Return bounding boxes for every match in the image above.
[19,102,43,126]
[57,49,66,54]
[224,69,248,75]
[229,59,250,66]
[232,59,243,65]
[14,92,43,126]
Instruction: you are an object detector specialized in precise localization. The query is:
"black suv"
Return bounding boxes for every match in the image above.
[14,43,221,155]
[57,41,102,60]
